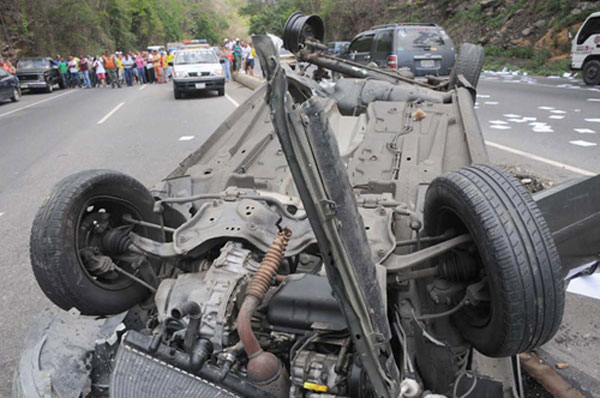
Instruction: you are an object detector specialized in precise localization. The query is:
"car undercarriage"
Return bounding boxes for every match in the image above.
[13,12,600,398]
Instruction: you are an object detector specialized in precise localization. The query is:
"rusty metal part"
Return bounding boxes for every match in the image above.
[246,228,291,300]
[519,352,584,398]
[237,228,292,391]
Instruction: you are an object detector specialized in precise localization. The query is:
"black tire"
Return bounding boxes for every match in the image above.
[174,87,182,99]
[218,87,225,96]
[30,170,161,315]
[582,59,600,86]
[10,87,21,102]
[449,43,485,89]
[423,164,564,357]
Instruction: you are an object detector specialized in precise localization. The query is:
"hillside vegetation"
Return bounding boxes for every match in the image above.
[0,0,243,58]
[243,0,600,75]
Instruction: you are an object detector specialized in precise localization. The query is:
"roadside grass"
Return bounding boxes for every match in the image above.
[483,46,572,76]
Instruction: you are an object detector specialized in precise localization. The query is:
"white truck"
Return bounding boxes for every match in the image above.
[571,11,600,85]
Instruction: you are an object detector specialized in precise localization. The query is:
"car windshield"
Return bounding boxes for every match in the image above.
[175,50,218,65]
[396,27,448,49]
[18,59,48,69]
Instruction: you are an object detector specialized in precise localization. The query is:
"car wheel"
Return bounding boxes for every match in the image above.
[30,170,163,315]
[448,43,485,89]
[583,60,600,86]
[174,88,182,99]
[11,88,21,102]
[423,164,564,357]
[218,88,225,96]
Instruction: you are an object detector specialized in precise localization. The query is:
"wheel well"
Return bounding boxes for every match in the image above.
[584,54,600,67]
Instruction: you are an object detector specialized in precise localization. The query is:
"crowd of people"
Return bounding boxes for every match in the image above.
[1,38,258,91]
[55,49,175,89]
[218,38,256,78]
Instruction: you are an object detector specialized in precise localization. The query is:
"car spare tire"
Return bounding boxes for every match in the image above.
[449,43,485,89]
[30,170,162,315]
[423,164,564,357]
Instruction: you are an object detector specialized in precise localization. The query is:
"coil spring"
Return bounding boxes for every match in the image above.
[246,228,292,300]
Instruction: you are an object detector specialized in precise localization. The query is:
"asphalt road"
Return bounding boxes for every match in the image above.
[0,74,598,396]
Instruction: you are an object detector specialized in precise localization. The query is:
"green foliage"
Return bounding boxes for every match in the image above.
[240,0,307,36]
[6,0,234,57]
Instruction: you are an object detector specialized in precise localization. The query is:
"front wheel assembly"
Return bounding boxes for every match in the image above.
[424,164,565,357]
[30,170,163,315]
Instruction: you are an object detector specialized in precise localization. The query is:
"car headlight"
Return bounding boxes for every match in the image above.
[39,74,45,80]
[174,71,187,78]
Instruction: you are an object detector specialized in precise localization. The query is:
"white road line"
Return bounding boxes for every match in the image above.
[139,84,147,91]
[225,94,239,108]
[0,90,75,119]
[97,102,125,125]
[485,140,595,176]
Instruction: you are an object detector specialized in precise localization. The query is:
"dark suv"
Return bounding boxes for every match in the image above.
[16,57,63,93]
[344,23,456,77]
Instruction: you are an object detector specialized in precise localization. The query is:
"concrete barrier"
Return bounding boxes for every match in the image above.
[233,72,264,90]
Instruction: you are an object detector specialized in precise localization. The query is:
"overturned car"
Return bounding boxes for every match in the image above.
[14,12,600,398]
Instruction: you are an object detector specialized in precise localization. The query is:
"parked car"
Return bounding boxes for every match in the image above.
[16,57,63,93]
[0,67,20,103]
[570,11,600,85]
[344,23,456,77]
[172,48,225,99]
[324,41,350,56]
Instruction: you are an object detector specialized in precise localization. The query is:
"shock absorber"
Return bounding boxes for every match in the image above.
[237,228,291,396]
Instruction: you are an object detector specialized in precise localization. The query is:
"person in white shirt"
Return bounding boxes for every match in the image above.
[93,57,106,87]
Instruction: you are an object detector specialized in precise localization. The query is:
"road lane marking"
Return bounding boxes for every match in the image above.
[0,90,75,119]
[225,94,239,108]
[569,140,597,147]
[97,102,125,125]
[139,85,147,91]
[485,140,595,176]
[179,136,195,141]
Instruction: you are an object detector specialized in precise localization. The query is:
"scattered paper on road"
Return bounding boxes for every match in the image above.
[178,136,195,141]
[587,98,600,102]
[537,106,554,110]
[549,115,565,119]
[490,125,511,130]
[550,110,567,114]
[574,128,596,134]
[484,101,499,105]
[489,120,508,124]
[585,118,600,123]
[476,94,490,98]
[567,273,600,300]
[569,140,597,147]
[503,114,521,118]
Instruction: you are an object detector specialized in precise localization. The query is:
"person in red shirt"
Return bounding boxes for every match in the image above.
[78,56,91,88]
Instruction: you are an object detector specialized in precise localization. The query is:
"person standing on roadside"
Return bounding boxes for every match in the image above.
[233,39,242,72]
[161,51,169,82]
[78,55,91,88]
[218,45,232,81]
[167,50,175,82]
[146,51,155,83]
[93,56,106,87]
[153,50,164,84]
[58,57,68,88]
[103,51,120,88]
[68,56,80,88]
[245,43,256,77]
[135,52,146,84]
[123,52,134,86]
